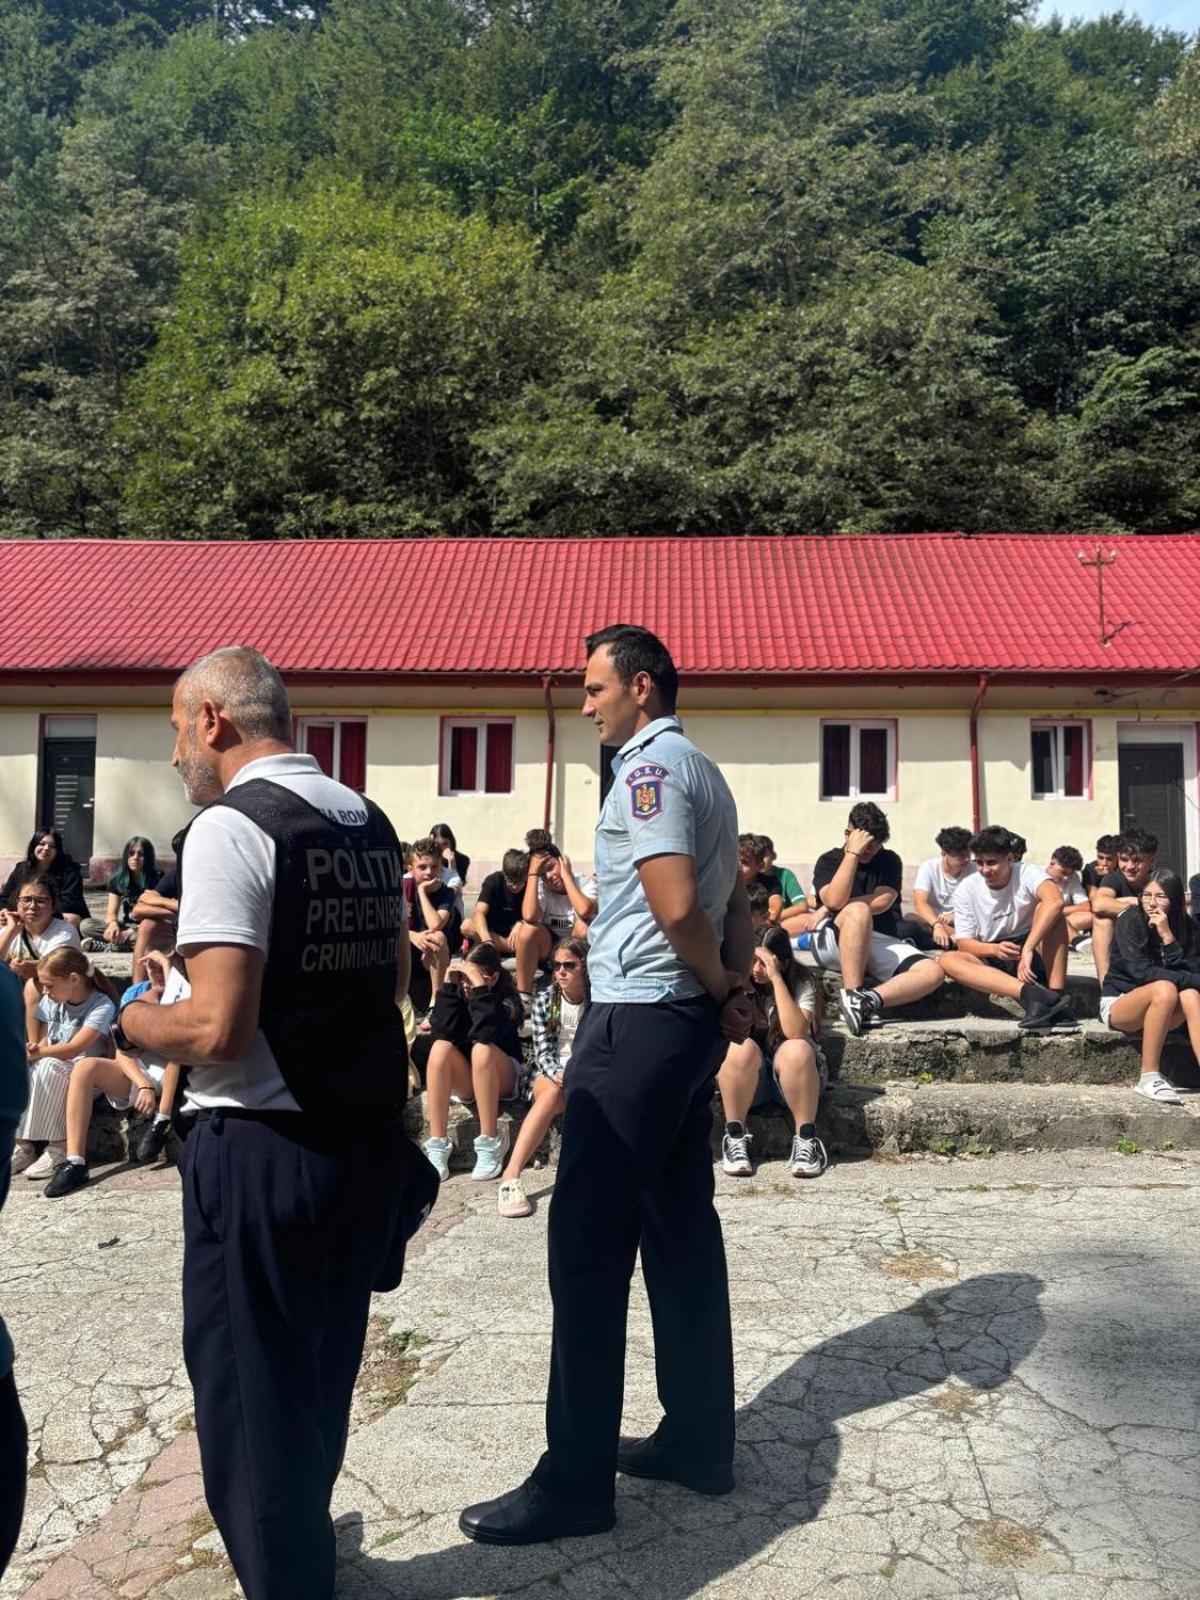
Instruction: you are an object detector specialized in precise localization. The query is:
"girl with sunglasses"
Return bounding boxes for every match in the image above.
[498,937,590,1218]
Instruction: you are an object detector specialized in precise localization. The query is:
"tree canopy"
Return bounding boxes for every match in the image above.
[0,0,1196,538]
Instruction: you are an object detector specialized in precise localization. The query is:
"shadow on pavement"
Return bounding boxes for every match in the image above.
[342,1269,1044,1598]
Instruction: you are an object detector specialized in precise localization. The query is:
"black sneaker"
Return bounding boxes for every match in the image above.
[839,987,882,1037]
[1017,993,1075,1033]
[44,1159,89,1198]
[136,1118,170,1165]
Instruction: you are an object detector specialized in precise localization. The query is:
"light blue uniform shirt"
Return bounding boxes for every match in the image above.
[587,716,740,1003]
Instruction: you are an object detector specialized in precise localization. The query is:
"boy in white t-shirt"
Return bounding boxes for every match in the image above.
[512,845,598,1011]
[940,826,1076,1032]
[900,826,976,950]
[1045,844,1093,944]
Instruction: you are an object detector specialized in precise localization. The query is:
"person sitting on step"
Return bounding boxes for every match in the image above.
[512,845,597,1013]
[810,802,945,1036]
[1100,870,1200,1108]
[10,947,120,1182]
[422,942,528,1183]
[1,830,88,928]
[462,849,528,958]
[497,937,590,1219]
[717,925,828,1181]
[405,836,459,1019]
[80,836,160,953]
[1045,845,1092,944]
[939,826,1076,1032]
[1091,828,1158,984]
[43,941,189,1197]
[899,826,976,951]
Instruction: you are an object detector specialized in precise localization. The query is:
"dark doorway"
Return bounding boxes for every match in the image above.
[40,735,96,864]
[599,745,621,809]
[1118,742,1187,874]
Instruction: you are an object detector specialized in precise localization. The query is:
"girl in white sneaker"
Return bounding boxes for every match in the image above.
[11,947,120,1181]
[1100,870,1200,1106]
[423,942,527,1182]
[498,938,590,1218]
[717,925,829,1180]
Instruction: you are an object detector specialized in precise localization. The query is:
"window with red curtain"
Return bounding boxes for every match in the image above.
[484,722,514,793]
[449,725,479,791]
[822,724,851,798]
[338,721,367,791]
[305,723,335,778]
[1063,725,1085,798]
[858,727,889,795]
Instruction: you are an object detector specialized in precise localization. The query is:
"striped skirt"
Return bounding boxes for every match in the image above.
[16,1056,75,1142]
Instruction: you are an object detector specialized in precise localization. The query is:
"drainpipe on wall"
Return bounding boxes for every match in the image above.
[542,675,556,834]
[969,673,990,834]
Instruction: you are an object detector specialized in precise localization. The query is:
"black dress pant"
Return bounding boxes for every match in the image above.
[532,996,735,1507]
[179,1111,411,1600]
[0,1368,27,1579]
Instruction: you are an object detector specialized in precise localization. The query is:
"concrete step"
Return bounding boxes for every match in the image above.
[404,1078,1200,1167]
[828,1016,1197,1087]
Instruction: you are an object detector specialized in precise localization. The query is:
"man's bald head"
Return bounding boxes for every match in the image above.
[175,647,292,743]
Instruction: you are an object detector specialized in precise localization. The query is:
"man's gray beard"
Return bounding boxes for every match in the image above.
[177,753,219,808]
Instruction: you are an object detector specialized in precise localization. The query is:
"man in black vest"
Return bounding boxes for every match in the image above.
[121,646,435,1600]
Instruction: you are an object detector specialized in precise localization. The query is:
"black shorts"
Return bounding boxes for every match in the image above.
[982,951,1048,986]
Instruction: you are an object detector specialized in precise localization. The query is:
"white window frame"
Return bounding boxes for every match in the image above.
[820,719,897,802]
[439,717,516,797]
[1030,720,1089,801]
[295,716,366,781]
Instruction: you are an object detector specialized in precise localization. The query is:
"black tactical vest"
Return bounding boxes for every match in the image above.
[175,779,408,1120]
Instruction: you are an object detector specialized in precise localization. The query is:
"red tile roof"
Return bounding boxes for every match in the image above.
[0,534,1196,680]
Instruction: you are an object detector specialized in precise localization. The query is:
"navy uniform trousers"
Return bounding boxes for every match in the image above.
[179,1110,411,1600]
[532,995,736,1506]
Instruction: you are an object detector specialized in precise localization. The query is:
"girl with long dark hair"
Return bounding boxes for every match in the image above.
[498,937,589,1218]
[1101,869,1200,1105]
[717,924,829,1179]
[1,830,88,925]
[81,836,159,952]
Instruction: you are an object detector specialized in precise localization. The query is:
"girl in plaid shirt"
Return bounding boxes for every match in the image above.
[498,938,589,1218]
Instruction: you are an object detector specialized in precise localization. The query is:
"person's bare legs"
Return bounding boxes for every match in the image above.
[513,922,552,998]
[1092,917,1115,983]
[939,950,1023,1001]
[65,1058,131,1160]
[158,1061,181,1118]
[502,1075,564,1179]
[717,1039,761,1127]
[1175,987,1200,1066]
[1110,982,1185,1077]
[1041,916,1070,988]
[1066,907,1093,938]
[22,978,39,1044]
[831,901,872,990]
[425,1041,471,1139]
[423,931,450,994]
[470,1043,517,1139]
[874,958,944,1009]
[772,1038,821,1127]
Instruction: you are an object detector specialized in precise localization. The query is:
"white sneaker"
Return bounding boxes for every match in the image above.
[721,1130,753,1176]
[10,1144,37,1176]
[1134,1074,1184,1106]
[472,1129,509,1181]
[423,1136,452,1181]
[790,1133,829,1179]
[26,1142,65,1180]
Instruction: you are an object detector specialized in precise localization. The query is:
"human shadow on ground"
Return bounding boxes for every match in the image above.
[341,1269,1044,1598]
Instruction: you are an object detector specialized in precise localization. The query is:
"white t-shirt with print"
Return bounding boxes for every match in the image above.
[555,995,585,1068]
[176,752,403,1113]
[538,874,598,939]
[913,857,977,916]
[952,863,1050,942]
[20,918,81,959]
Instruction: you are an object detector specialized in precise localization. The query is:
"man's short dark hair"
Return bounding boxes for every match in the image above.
[1119,827,1158,856]
[1095,834,1120,856]
[755,834,774,856]
[970,825,1014,857]
[1052,845,1083,873]
[747,883,770,915]
[410,835,440,862]
[524,827,554,854]
[848,802,890,843]
[1006,830,1027,859]
[737,832,761,862]
[502,848,528,881]
[935,827,972,854]
[585,624,679,714]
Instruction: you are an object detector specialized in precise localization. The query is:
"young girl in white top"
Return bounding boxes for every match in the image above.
[11,946,120,1181]
[498,938,589,1218]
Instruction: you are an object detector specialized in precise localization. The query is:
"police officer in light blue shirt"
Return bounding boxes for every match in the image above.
[461,624,755,1547]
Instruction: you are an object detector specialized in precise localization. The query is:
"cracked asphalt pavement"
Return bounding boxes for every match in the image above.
[2,1149,1198,1598]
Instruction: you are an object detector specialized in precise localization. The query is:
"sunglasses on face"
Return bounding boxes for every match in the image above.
[552,961,580,972]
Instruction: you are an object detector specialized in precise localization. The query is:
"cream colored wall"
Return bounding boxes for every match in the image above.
[0,712,40,862]
[94,714,197,861]
[977,713,1117,869]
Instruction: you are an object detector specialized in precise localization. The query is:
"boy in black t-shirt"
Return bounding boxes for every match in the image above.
[1082,835,1119,896]
[1091,828,1158,983]
[811,802,944,1035]
[463,849,528,956]
[407,836,459,1013]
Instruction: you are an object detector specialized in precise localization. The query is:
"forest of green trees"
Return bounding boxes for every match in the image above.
[0,0,1196,539]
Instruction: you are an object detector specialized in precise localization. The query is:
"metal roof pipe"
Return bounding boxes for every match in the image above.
[970,673,990,835]
[542,675,556,834]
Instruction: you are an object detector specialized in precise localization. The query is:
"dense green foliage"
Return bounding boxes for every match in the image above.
[0,0,1196,537]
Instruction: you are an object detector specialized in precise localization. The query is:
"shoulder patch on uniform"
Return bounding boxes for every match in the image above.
[626,763,669,820]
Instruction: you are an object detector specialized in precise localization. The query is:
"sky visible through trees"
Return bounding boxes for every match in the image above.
[0,0,1196,540]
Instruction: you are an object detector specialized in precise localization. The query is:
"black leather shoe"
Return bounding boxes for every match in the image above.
[617,1434,734,1496]
[459,1479,615,1545]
